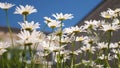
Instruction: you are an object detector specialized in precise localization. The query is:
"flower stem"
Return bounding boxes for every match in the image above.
[23,15,27,22]
[5,10,14,46]
[22,45,27,68]
[71,34,76,68]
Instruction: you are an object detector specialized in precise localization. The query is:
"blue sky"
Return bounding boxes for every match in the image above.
[0,0,102,32]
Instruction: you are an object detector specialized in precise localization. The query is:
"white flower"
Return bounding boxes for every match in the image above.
[82,60,95,66]
[99,54,112,60]
[69,49,82,55]
[36,50,48,57]
[0,49,7,55]
[112,49,118,54]
[47,20,61,28]
[101,8,116,18]
[19,21,40,31]
[95,65,104,68]
[14,5,37,15]
[38,32,46,42]
[52,13,74,20]
[63,26,84,34]
[0,42,10,49]
[44,17,53,24]
[55,50,70,62]
[100,24,120,32]
[114,8,120,17]
[76,36,87,42]
[39,41,65,52]
[81,44,95,53]
[83,36,99,45]
[0,42,10,55]
[110,43,118,49]
[0,2,14,10]
[97,42,108,50]
[61,35,71,44]
[17,30,40,45]
[112,18,120,25]
[46,34,59,45]
[83,20,100,30]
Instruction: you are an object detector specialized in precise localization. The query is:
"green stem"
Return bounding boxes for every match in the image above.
[57,21,63,68]
[57,54,59,68]
[23,15,27,22]
[105,58,110,68]
[5,10,14,46]
[71,34,76,68]
[1,56,4,68]
[22,45,27,68]
[107,31,112,55]
[105,31,112,68]
[28,45,33,68]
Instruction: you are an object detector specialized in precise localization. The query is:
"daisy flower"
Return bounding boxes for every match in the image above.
[109,43,118,49]
[17,30,40,46]
[61,35,71,44]
[100,24,120,32]
[97,42,108,50]
[47,20,61,28]
[101,8,116,18]
[114,8,120,17]
[55,50,70,62]
[83,20,100,30]
[52,13,74,20]
[76,36,87,42]
[44,17,53,24]
[83,36,99,45]
[98,54,112,60]
[81,44,95,53]
[39,41,65,52]
[63,26,84,34]
[0,2,14,10]
[0,42,10,49]
[14,5,37,15]
[0,42,10,55]
[112,18,120,25]
[19,21,40,31]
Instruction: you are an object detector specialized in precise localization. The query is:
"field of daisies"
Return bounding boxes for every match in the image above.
[1,2,120,68]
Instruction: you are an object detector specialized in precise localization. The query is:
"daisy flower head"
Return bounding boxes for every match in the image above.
[76,36,87,42]
[0,42,10,55]
[44,17,53,24]
[83,20,100,30]
[112,18,120,25]
[114,8,120,17]
[0,42,10,49]
[17,30,40,46]
[100,24,120,32]
[97,42,108,50]
[99,54,112,60]
[52,12,74,21]
[47,20,62,28]
[60,35,71,44]
[83,36,99,45]
[19,21,40,31]
[110,43,119,49]
[0,49,7,55]
[81,44,95,53]
[63,26,84,34]
[14,5,37,15]
[0,2,14,10]
[101,8,116,18]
